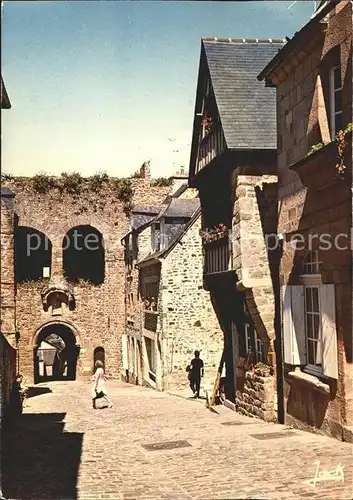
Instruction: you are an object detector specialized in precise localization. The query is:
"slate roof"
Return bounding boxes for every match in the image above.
[155,198,200,220]
[137,207,202,266]
[1,187,14,197]
[202,39,285,149]
[131,205,161,230]
[1,77,11,109]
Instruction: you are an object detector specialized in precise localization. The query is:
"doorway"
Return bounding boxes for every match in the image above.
[34,323,79,384]
[93,347,105,371]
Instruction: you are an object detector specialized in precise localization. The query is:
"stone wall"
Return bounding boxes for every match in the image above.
[1,189,16,343]
[161,215,224,391]
[0,334,17,420]
[232,174,277,344]
[273,2,353,439]
[236,371,276,422]
[276,2,352,199]
[1,174,169,383]
[124,213,224,393]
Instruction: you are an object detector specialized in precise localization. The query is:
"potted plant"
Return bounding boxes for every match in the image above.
[252,362,273,377]
[201,116,212,134]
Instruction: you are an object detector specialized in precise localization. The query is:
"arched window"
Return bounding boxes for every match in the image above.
[15,227,52,282]
[63,225,105,284]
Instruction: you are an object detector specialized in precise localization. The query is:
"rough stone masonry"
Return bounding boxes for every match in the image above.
[1,168,170,383]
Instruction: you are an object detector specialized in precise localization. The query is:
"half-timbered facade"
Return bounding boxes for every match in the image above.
[188,38,284,419]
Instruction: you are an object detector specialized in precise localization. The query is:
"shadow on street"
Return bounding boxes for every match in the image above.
[3,412,83,500]
[26,386,53,399]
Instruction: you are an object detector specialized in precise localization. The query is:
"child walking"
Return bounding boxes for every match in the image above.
[91,360,113,409]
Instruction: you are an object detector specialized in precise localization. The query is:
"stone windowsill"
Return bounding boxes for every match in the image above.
[287,369,330,395]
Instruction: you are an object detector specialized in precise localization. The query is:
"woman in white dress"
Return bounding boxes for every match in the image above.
[91,360,113,409]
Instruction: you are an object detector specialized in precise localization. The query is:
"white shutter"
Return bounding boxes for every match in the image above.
[282,285,306,365]
[283,286,294,364]
[122,334,128,370]
[320,284,338,379]
[291,285,306,365]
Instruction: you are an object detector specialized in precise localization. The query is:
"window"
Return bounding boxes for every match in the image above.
[144,336,156,380]
[305,286,322,371]
[15,227,52,282]
[63,225,105,284]
[143,280,158,311]
[329,66,342,137]
[151,223,160,252]
[282,267,338,379]
[244,323,265,363]
[303,250,320,274]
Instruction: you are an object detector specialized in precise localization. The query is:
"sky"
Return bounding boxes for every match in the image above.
[2,0,316,179]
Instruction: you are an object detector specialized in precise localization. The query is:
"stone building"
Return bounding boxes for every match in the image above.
[258,0,352,441]
[121,177,224,392]
[188,38,284,420]
[1,164,170,384]
[1,77,17,420]
[1,77,15,500]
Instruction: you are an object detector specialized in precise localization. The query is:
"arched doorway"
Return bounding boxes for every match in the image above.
[93,347,105,372]
[33,323,79,384]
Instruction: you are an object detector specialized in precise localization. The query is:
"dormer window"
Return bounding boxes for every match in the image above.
[329,65,342,137]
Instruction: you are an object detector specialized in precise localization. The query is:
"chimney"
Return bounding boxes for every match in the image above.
[140,161,151,180]
[169,166,188,195]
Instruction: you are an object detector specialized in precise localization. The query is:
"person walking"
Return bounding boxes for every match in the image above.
[188,350,204,398]
[91,360,113,409]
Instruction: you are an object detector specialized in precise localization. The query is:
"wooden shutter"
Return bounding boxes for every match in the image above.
[283,286,294,364]
[291,286,306,365]
[122,334,128,370]
[320,284,338,379]
[282,285,306,365]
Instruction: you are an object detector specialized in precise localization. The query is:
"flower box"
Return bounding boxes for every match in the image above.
[290,131,352,190]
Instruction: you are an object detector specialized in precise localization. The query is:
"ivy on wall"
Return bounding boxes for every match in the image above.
[18,172,136,215]
[150,177,173,187]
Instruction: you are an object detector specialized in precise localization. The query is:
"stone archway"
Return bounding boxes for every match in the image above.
[33,322,80,384]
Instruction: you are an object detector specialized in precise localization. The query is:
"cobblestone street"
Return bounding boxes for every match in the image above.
[3,381,353,500]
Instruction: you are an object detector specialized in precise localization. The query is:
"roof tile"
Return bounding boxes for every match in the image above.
[203,39,285,149]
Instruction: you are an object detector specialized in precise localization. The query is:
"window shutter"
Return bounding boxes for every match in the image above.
[283,286,294,364]
[282,285,306,365]
[122,334,128,370]
[320,284,338,379]
[291,285,306,365]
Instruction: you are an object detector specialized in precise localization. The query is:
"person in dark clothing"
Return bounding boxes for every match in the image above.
[188,350,204,398]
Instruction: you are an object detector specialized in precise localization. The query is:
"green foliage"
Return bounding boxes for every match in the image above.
[343,122,353,134]
[59,172,83,194]
[307,142,324,157]
[151,177,173,187]
[1,172,14,181]
[307,122,352,157]
[123,200,134,216]
[77,277,93,286]
[87,171,109,192]
[112,178,133,203]
[130,170,143,179]
[111,178,134,214]
[32,172,57,193]
[18,278,50,288]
